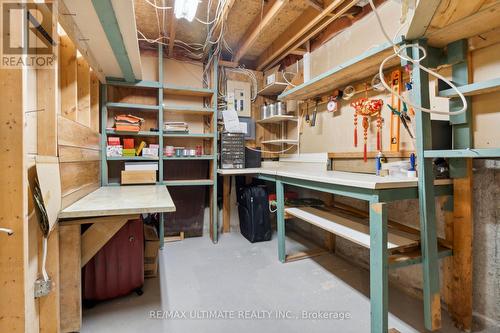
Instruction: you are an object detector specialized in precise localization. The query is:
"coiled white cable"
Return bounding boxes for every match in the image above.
[368,0,468,116]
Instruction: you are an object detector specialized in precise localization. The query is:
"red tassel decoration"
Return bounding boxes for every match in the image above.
[353,115,358,147]
[364,143,367,162]
[377,131,381,151]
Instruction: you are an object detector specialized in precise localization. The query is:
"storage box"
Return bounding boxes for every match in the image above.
[264,65,293,86]
[106,145,123,157]
[108,137,121,146]
[144,224,160,278]
[123,138,135,149]
[142,147,159,157]
[121,170,156,184]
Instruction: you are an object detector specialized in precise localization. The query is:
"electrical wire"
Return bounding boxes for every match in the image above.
[144,0,171,10]
[368,0,467,116]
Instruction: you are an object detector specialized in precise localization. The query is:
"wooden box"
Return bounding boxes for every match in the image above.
[121,170,156,184]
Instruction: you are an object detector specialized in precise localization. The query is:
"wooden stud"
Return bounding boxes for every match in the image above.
[285,248,329,263]
[59,225,81,333]
[90,71,100,132]
[167,4,177,57]
[59,35,78,121]
[77,57,91,127]
[37,68,58,156]
[0,67,25,333]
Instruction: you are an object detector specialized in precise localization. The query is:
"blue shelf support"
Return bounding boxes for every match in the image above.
[412,39,442,331]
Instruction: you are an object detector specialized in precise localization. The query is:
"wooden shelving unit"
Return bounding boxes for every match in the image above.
[257,115,297,124]
[261,139,298,146]
[278,39,402,101]
[101,44,220,244]
[258,82,289,96]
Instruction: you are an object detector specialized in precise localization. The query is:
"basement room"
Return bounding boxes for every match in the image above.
[1,0,500,332]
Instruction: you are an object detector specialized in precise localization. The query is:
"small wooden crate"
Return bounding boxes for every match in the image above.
[121,170,156,184]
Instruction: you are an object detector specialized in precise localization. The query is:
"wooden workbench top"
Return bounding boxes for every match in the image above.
[218,167,451,190]
[59,185,176,219]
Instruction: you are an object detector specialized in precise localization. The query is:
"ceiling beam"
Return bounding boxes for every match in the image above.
[58,1,106,82]
[289,47,308,56]
[307,0,324,12]
[256,0,358,70]
[167,4,177,57]
[91,0,135,82]
[406,0,442,40]
[233,0,288,63]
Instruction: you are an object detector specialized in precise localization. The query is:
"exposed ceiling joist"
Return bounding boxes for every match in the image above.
[256,0,358,70]
[290,47,308,56]
[167,5,177,57]
[207,0,237,56]
[58,1,106,82]
[307,0,324,12]
[405,0,442,40]
[233,0,289,62]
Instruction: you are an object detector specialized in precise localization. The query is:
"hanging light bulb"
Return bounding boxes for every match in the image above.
[174,0,199,22]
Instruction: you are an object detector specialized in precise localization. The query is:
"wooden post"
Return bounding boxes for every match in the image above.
[369,202,388,333]
[59,225,82,333]
[412,40,442,331]
[0,67,26,333]
[223,175,231,233]
[276,180,286,263]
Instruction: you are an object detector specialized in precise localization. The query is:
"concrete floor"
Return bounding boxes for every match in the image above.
[82,231,463,333]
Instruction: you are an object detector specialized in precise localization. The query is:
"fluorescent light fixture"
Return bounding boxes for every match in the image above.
[174,0,199,22]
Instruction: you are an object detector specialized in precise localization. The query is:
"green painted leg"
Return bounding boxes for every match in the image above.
[276,180,286,263]
[159,213,165,250]
[412,40,442,331]
[370,202,388,333]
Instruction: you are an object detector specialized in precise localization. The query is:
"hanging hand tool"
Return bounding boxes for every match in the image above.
[389,69,403,152]
[310,98,319,127]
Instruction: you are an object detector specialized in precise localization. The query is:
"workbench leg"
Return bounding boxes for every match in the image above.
[276,180,286,263]
[370,202,388,333]
[223,175,231,233]
[412,40,442,331]
[159,213,165,250]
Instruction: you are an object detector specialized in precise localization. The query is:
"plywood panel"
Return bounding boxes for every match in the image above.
[61,182,100,210]
[59,146,100,163]
[58,116,100,150]
[60,161,100,197]
[59,35,78,120]
[77,57,91,127]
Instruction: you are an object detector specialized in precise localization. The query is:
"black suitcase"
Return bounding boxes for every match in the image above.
[237,185,272,243]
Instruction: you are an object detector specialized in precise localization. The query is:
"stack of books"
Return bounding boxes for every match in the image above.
[164,122,188,134]
[115,114,144,132]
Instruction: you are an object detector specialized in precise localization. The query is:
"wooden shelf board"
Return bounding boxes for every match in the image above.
[164,179,214,186]
[107,156,159,161]
[106,79,161,89]
[163,85,214,97]
[261,139,298,146]
[286,206,419,251]
[257,115,298,124]
[278,40,400,101]
[106,102,159,111]
[163,133,215,138]
[258,82,289,96]
[439,77,500,98]
[106,130,160,137]
[163,105,215,114]
[163,155,215,160]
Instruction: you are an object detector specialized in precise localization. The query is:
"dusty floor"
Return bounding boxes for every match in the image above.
[82,231,465,333]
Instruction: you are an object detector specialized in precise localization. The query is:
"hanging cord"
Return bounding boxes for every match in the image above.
[368,0,467,116]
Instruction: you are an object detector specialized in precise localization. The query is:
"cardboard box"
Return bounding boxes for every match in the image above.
[106,145,123,157]
[121,170,156,184]
[144,224,160,278]
[123,138,135,149]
